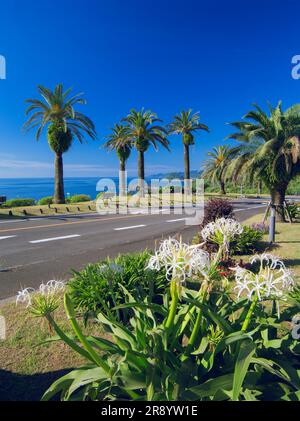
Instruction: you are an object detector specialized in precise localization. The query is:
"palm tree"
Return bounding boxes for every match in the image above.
[104,124,131,197]
[168,110,209,183]
[123,108,169,196]
[227,102,300,220]
[24,84,96,204]
[203,145,232,194]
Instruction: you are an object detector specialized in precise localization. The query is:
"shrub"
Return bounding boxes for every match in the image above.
[287,203,300,219]
[1,198,36,208]
[69,194,91,203]
[251,222,269,234]
[68,251,167,323]
[38,196,53,206]
[231,226,263,255]
[201,198,234,228]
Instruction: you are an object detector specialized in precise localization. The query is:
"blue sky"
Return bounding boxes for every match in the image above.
[0,0,299,178]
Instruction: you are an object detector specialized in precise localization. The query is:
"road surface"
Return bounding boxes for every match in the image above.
[0,199,266,300]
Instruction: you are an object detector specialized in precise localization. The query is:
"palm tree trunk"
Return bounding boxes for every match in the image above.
[184,143,190,180]
[270,183,288,222]
[138,150,145,198]
[258,179,263,196]
[220,180,226,195]
[54,153,65,204]
[183,143,191,195]
[119,158,126,197]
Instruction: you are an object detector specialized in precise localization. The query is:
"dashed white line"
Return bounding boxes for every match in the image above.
[29,234,81,244]
[235,205,266,212]
[0,235,17,240]
[114,224,146,231]
[0,220,25,224]
[166,218,186,222]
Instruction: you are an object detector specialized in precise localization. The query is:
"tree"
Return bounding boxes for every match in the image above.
[168,110,209,183]
[104,124,131,197]
[24,84,96,204]
[227,102,300,220]
[203,145,232,194]
[123,108,169,197]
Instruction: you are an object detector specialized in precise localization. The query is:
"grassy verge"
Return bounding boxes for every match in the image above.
[0,298,106,400]
[0,193,271,220]
[241,214,300,280]
[0,201,96,218]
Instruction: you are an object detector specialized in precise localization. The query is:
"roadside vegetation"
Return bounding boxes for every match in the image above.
[1,201,300,401]
[0,194,95,217]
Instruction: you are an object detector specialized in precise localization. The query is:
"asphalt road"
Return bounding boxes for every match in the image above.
[0,199,266,300]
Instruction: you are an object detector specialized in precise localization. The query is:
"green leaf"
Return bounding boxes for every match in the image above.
[97,312,137,349]
[189,374,234,399]
[215,331,252,355]
[41,366,96,401]
[232,339,256,401]
[184,298,234,334]
[66,366,108,399]
[48,315,95,364]
[251,357,292,384]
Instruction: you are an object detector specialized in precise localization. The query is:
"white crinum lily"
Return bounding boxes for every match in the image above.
[201,218,243,252]
[16,287,35,307]
[234,253,294,301]
[146,237,210,285]
[16,280,65,317]
[39,280,65,295]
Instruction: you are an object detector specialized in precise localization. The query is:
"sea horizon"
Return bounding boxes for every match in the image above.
[0,173,198,201]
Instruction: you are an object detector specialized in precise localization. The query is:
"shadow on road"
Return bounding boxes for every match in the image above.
[0,368,71,401]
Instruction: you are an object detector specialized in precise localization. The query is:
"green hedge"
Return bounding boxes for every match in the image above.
[68,251,167,323]
[38,196,53,206]
[1,198,36,208]
[69,194,91,203]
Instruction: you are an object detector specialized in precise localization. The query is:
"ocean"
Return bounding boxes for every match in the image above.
[0,177,116,201]
[0,176,166,201]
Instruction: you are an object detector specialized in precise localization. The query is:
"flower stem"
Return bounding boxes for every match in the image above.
[165,282,179,329]
[187,288,207,350]
[242,296,258,332]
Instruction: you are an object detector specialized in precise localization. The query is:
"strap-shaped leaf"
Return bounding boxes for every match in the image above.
[41,366,96,401]
[189,373,234,399]
[232,339,256,401]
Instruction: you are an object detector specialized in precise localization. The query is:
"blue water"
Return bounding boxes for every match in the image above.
[0,176,162,201]
[0,177,116,201]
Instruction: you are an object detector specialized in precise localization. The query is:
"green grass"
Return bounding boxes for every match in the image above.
[242,214,300,280]
[0,296,105,400]
[0,201,96,218]
[0,193,268,220]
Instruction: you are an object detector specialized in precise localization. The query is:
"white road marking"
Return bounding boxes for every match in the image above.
[0,235,17,240]
[166,218,186,222]
[29,234,81,244]
[0,220,25,224]
[114,224,146,231]
[235,205,266,212]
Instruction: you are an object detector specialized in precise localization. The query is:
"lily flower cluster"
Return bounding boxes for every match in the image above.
[16,280,65,317]
[234,253,294,301]
[147,237,210,285]
[201,218,243,252]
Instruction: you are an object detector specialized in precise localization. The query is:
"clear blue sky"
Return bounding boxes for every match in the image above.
[0,0,299,178]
